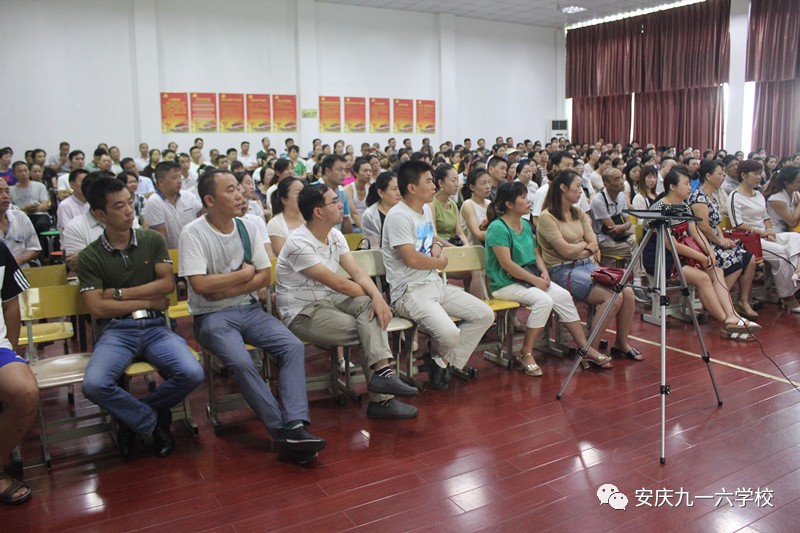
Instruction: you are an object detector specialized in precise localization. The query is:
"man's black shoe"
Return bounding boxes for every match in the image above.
[274,424,326,455]
[422,352,449,390]
[152,407,175,458]
[367,399,418,420]
[117,424,135,459]
[367,373,419,396]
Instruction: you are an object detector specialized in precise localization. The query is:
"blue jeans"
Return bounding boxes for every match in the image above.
[194,303,309,435]
[83,318,204,436]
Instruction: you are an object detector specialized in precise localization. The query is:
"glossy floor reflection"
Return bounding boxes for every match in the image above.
[4,301,800,532]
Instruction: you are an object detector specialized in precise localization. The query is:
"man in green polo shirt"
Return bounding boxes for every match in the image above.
[77,177,204,460]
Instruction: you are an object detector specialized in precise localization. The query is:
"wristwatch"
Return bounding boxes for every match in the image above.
[112,289,123,301]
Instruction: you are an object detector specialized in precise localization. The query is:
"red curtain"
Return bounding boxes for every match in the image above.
[566,16,644,98]
[571,94,632,145]
[746,0,800,82]
[752,80,800,156]
[641,0,730,92]
[633,87,723,151]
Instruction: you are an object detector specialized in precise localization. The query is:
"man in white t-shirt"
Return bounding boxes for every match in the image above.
[141,161,202,249]
[179,169,325,464]
[178,153,198,191]
[134,142,149,172]
[56,168,90,232]
[239,141,258,171]
[48,141,71,175]
[57,150,86,200]
[276,184,418,419]
[382,161,494,390]
[121,158,154,198]
[0,180,41,267]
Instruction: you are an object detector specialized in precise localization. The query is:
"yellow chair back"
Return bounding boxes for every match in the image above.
[24,264,68,288]
[168,249,180,274]
[20,285,88,321]
[344,233,366,251]
[442,245,485,274]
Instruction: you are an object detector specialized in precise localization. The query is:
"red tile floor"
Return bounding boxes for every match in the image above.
[4,301,800,532]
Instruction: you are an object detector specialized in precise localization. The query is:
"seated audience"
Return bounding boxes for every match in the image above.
[0,241,37,505]
[689,160,757,318]
[311,155,353,234]
[344,157,372,231]
[267,177,305,255]
[461,168,492,246]
[179,169,325,464]
[276,184,419,419]
[720,155,740,195]
[764,166,800,233]
[57,150,86,200]
[382,161,494,389]
[117,171,144,228]
[537,169,638,366]
[728,160,800,312]
[632,165,658,210]
[431,165,486,300]
[0,180,41,267]
[78,177,203,459]
[141,161,202,249]
[361,171,400,250]
[485,182,609,375]
[590,168,637,262]
[62,172,107,271]
[56,168,90,232]
[644,166,761,340]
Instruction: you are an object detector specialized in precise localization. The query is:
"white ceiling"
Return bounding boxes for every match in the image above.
[318,0,693,28]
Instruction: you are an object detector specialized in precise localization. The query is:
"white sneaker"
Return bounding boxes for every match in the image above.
[338,360,357,374]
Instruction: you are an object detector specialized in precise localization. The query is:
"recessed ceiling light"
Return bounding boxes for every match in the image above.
[560,5,587,14]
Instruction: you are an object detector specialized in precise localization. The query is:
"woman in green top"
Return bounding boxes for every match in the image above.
[485,182,609,376]
[432,164,467,244]
[432,164,486,299]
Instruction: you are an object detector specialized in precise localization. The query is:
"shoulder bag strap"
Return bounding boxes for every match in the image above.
[235,218,252,264]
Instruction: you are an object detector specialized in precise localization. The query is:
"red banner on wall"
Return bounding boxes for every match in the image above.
[370,98,391,133]
[272,94,297,132]
[344,97,366,133]
[190,92,218,133]
[319,96,341,133]
[160,92,189,133]
[416,100,436,134]
[246,94,271,132]
[219,93,245,133]
[393,98,413,133]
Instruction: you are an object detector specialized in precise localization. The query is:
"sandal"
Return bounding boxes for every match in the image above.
[732,317,762,332]
[515,352,542,377]
[579,349,613,370]
[722,329,756,342]
[0,474,32,506]
[610,346,643,361]
[734,300,758,320]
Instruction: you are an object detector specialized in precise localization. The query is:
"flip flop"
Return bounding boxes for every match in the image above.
[0,474,32,506]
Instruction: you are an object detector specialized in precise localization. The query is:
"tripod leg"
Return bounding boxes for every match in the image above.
[556,228,658,400]
[665,232,723,407]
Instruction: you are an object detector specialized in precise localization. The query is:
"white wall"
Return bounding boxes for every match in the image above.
[454,17,561,145]
[0,0,563,160]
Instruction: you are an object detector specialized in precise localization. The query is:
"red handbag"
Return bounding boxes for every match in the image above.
[723,229,762,261]
[590,266,628,286]
[673,222,707,270]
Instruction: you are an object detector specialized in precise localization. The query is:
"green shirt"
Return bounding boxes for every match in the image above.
[433,197,459,239]
[77,228,171,298]
[484,218,537,292]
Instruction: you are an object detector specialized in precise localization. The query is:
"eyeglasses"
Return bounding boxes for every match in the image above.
[323,199,343,207]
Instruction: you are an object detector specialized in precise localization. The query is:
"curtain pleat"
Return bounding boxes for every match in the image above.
[571,95,632,145]
[752,80,800,156]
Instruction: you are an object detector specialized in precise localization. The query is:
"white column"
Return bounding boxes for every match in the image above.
[726,0,750,152]
[295,0,319,150]
[438,14,457,145]
[130,0,161,150]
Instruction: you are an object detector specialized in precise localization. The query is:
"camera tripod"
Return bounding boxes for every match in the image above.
[556,208,722,464]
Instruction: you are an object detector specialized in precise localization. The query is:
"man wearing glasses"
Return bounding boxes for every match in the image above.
[310,154,352,234]
[78,178,204,460]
